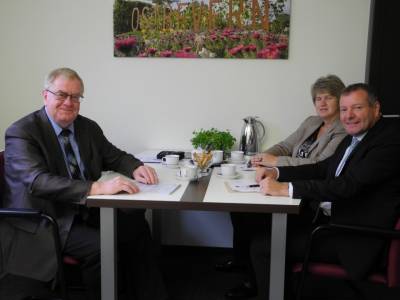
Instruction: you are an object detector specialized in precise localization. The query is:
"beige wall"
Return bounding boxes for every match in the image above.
[0,0,371,246]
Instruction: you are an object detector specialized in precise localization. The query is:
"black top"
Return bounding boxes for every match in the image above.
[295,126,321,158]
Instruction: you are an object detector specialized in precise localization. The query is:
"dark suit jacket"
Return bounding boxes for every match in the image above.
[278,117,400,280]
[1,107,143,281]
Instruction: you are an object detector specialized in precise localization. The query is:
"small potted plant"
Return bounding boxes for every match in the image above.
[191,128,236,162]
[191,128,236,152]
[191,128,235,171]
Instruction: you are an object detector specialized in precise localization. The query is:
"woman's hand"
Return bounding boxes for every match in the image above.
[251,153,278,167]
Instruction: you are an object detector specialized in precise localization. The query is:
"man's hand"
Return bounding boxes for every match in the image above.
[89,176,140,195]
[133,165,158,184]
[259,177,289,196]
[251,153,278,167]
[255,167,278,183]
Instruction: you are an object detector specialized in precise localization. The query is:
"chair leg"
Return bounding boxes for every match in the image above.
[348,280,366,300]
[295,228,319,300]
[42,213,69,300]
[295,266,307,300]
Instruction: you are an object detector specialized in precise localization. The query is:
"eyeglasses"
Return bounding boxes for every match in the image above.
[46,89,84,103]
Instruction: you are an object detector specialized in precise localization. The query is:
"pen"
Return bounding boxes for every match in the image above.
[169,184,181,195]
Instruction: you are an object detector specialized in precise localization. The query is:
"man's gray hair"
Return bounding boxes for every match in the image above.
[44,67,84,94]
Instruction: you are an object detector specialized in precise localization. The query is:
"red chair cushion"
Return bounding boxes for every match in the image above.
[63,256,80,265]
[387,218,400,287]
[293,262,387,285]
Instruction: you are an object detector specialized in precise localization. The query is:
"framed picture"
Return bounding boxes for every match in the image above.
[114,0,290,59]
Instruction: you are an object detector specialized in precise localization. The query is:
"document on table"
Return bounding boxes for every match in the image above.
[225,179,261,193]
[99,171,180,195]
[135,150,161,163]
[135,182,181,195]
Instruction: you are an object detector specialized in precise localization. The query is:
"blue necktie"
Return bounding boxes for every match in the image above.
[335,137,360,176]
[60,129,82,180]
[319,137,360,216]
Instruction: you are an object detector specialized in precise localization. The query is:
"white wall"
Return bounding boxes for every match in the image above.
[0,0,371,247]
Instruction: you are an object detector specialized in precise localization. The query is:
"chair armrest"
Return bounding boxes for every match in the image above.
[0,208,58,233]
[0,208,42,218]
[311,223,400,240]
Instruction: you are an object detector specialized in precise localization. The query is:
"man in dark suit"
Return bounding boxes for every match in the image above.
[250,83,400,299]
[1,67,168,300]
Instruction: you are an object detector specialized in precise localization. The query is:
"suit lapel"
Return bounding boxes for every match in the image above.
[302,119,323,153]
[337,118,385,174]
[308,118,342,153]
[37,108,69,177]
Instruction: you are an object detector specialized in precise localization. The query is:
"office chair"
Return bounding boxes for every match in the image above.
[293,219,400,300]
[0,150,80,300]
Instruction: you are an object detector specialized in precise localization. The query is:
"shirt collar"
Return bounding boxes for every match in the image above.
[353,131,367,142]
[44,106,75,136]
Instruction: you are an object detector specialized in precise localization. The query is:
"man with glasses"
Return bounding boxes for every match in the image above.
[1,68,168,300]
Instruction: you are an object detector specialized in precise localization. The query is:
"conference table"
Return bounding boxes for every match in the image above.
[87,163,300,300]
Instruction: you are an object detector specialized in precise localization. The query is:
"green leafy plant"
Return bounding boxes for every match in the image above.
[191,128,236,152]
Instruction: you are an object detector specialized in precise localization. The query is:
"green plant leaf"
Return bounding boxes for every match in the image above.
[191,128,236,151]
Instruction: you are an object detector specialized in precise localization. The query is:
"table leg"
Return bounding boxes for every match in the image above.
[100,207,118,300]
[269,213,287,300]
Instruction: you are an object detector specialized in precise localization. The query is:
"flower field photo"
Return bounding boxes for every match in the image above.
[114,0,290,59]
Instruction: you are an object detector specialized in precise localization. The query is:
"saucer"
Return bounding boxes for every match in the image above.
[162,163,180,169]
[228,158,246,164]
[216,172,241,179]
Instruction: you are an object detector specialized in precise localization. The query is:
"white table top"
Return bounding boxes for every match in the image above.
[87,163,301,214]
[204,168,300,206]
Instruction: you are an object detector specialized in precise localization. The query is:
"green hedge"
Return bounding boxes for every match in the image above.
[114,0,151,35]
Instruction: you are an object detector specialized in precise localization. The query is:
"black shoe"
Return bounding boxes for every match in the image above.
[215,259,246,273]
[225,281,257,299]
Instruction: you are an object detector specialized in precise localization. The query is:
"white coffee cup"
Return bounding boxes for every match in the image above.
[240,169,256,180]
[180,165,198,179]
[220,164,236,177]
[162,154,179,165]
[230,151,244,162]
[212,150,223,164]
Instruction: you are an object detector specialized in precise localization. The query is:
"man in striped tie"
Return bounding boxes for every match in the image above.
[2,68,168,300]
[250,83,400,299]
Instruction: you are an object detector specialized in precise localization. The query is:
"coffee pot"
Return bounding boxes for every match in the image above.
[239,116,266,155]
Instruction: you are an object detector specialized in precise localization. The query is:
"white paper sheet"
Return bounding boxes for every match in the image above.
[226,179,260,193]
[135,182,181,195]
[99,171,181,195]
[135,150,161,163]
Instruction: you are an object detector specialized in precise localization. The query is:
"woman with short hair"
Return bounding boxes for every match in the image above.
[220,74,347,299]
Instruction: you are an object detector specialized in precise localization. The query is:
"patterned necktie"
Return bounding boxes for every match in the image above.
[60,129,82,180]
[335,136,360,177]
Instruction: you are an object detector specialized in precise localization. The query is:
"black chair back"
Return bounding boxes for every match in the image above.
[0,151,4,206]
[0,150,71,299]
